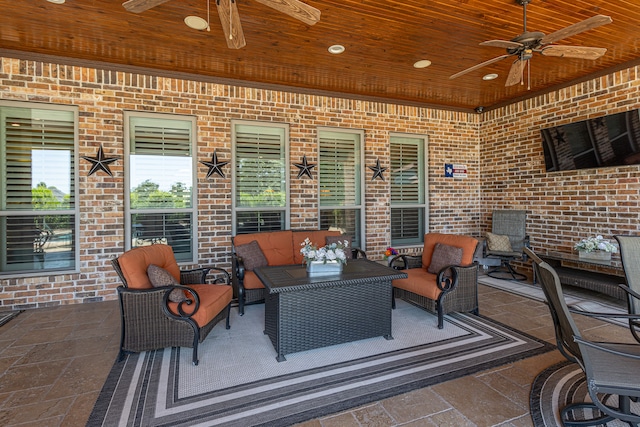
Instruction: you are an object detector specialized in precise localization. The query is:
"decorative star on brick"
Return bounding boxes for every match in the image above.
[368,158,387,181]
[82,144,119,177]
[200,150,229,179]
[294,155,316,179]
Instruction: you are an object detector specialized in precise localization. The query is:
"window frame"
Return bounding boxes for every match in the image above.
[317,127,366,250]
[231,120,290,235]
[389,132,429,247]
[124,111,198,264]
[0,100,80,277]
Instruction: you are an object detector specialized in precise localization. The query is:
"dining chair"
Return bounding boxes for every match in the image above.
[526,247,640,426]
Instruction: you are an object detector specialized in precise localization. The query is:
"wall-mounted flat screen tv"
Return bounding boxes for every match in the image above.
[540,109,640,172]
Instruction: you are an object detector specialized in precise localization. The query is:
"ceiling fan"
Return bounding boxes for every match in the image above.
[122,0,321,49]
[450,0,612,87]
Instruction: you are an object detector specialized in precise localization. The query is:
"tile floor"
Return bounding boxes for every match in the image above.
[0,282,635,426]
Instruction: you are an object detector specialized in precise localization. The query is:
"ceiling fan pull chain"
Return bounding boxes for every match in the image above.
[229,0,233,40]
[206,0,210,31]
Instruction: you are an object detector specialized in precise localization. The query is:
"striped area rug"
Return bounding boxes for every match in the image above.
[530,361,640,427]
[88,300,553,427]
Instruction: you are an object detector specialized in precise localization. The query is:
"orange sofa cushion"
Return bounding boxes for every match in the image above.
[242,271,266,290]
[117,244,180,290]
[292,230,342,264]
[233,230,294,266]
[168,284,232,328]
[421,233,478,269]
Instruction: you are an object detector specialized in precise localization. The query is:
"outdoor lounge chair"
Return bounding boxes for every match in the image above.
[526,247,640,426]
[112,244,232,365]
[485,210,529,280]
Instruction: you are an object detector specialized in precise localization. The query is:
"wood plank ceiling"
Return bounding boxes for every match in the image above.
[0,0,639,112]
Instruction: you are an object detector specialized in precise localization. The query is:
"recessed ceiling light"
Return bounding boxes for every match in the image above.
[413,60,432,69]
[328,45,345,54]
[47,0,65,3]
[184,16,209,31]
[483,73,499,81]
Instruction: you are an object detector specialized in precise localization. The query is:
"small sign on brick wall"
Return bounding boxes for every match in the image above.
[444,163,467,178]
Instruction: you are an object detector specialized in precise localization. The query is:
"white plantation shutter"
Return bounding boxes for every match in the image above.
[318,129,363,248]
[126,114,196,262]
[390,135,427,245]
[233,123,288,233]
[0,104,77,275]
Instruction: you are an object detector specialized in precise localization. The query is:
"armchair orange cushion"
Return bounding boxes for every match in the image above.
[117,244,180,290]
[168,284,233,328]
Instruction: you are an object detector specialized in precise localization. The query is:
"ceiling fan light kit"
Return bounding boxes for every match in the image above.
[449,0,612,88]
[122,0,321,49]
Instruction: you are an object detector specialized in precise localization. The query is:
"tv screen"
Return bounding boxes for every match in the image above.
[540,109,640,172]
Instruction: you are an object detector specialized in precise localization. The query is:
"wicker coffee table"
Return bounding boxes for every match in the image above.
[254,259,408,361]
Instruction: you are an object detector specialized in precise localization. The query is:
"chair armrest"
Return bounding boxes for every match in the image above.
[388,254,422,270]
[619,284,640,302]
[568,305,640,321]
[436,262,477,292]
[352,248,367,259]
[574,335,640,360]
[180,268,209,284]
[118,285,201,321]
[231,253,246,280]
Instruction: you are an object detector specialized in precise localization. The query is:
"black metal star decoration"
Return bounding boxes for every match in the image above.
[368,158,387,181]
[200,150,229,179]
[82,144,119,177]
[294,155,316,179]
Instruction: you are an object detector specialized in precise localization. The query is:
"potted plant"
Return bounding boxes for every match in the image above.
[574,235,617,261]
[300,237,349,276]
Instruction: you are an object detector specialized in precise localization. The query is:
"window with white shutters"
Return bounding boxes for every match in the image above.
[125,112,197,263]
[318,128,364,248]
[0,102,78,275]
[232,122,289,234]
[390,134,428,246]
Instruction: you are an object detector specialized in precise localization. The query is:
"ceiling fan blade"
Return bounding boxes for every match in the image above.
[122,0,172,13]
[217,0,246,49]
[253,0,321,26]
[505,59,526,86]
[449,54,511,80]
[480,40,523,49]
[540,15,612,45]
[541,45,607,60]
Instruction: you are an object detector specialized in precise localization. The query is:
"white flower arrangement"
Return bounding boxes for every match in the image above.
[300,237,349,265]
[574,235,617,253]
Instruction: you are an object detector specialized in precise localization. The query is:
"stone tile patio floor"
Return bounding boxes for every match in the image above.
[0,282,635,426]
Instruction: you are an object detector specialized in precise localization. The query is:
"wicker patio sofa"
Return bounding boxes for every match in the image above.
[112,244,233,365]
[389,233,479,329]
[231,229,365,315]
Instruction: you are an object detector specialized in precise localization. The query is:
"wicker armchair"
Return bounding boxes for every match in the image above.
[389,233,479,329]
[484,209,529,280]
[112,244,232,366]
[527,247,640,426]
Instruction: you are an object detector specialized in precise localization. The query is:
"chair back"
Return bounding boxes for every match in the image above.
[112,244,180,290]
[524,247,583,363]
[492,210,527,251]
[614,235,640,316]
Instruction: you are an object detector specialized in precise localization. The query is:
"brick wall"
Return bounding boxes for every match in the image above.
[481,67,640,266]
[0,57,481,309]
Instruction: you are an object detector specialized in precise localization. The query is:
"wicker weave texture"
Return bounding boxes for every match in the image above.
[555,267,625,301]
[265,280,392,360]
[120,290,197,352]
